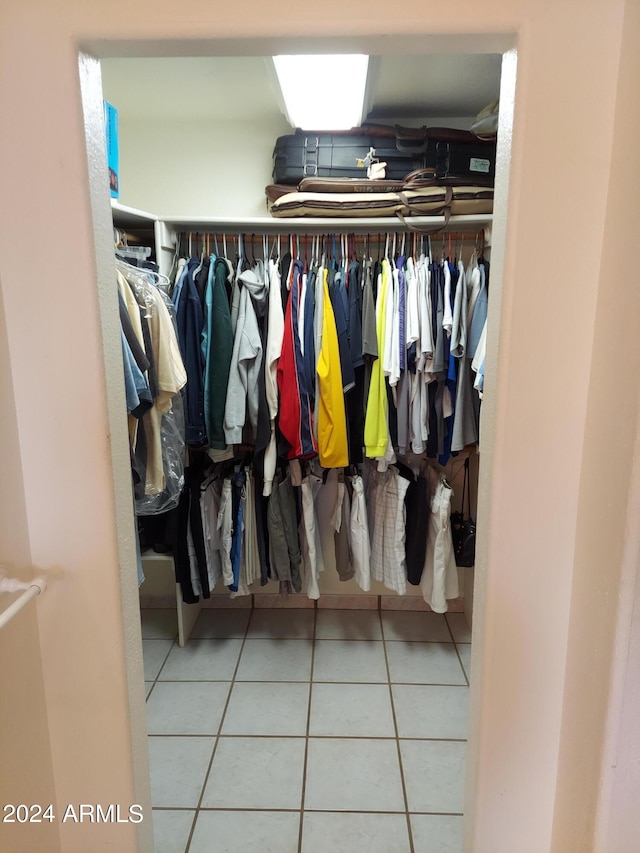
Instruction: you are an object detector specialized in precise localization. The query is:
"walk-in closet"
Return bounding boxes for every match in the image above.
[103,52,501,853]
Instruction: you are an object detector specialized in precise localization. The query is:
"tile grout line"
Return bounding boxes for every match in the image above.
[145,635,177,702]
[182,607,254,853]
[152,805,465,815]
[379,609,416,853]
[444,612,470,687]
[147,733,468,742]
[297,604,318,853]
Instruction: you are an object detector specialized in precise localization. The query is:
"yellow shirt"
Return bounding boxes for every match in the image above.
[316,269,349,468]
[364,259,390,457]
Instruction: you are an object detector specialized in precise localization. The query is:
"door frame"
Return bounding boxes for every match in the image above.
[80,35,516,853]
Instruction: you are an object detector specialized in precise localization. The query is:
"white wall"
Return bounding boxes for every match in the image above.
[115,113,291,217]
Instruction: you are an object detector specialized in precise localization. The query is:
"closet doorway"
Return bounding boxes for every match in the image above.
[83,37,515,853]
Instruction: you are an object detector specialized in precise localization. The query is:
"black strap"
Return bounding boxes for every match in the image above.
[461,457,471,518]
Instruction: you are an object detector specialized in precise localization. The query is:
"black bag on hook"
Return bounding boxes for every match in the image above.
[450,457,476,568]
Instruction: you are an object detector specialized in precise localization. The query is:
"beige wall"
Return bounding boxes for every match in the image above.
[1,2,639,853]
[0,289,60,853]
[112,114,291,218]
[571,1,640,849]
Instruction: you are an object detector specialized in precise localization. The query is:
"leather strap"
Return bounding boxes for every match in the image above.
[395,205,452,233]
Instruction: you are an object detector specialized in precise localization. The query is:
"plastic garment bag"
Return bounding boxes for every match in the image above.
[116,260,187,515]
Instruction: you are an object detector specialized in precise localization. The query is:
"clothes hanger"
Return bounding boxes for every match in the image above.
[237,233,244,270]
[116,256,171,289]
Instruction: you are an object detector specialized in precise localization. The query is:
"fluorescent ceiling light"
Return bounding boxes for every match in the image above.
[273,54,369,130]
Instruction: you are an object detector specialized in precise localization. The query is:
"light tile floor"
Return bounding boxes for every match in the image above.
[142,607,471,853]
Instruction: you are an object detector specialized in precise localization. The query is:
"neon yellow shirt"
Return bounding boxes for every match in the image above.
[364,259,390,457]
[317,269,349,468]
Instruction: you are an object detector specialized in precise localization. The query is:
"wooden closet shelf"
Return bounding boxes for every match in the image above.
[160,213,492,235]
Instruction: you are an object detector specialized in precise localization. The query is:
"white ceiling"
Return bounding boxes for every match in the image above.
[101,54,501,125]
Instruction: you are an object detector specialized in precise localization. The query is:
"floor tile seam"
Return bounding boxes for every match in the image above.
[455,641,472,684]
[150,638,177,683]
[192,806,419,814]
[452,643,470,687]
[443,611,457,644]
[140,634,179,641]
[298,607,318,853]
[154,677,466,686]
[311,679,467,687]
[194,807,303,812]
[392,683,469,690]
[147,733,468,742]
[444,613,471,685]
[151,806,196,811]
[229,637,457,644]
[408,810,465,816]
[377,609,416,853]
[182,608,253,853]
[444,611,473,645]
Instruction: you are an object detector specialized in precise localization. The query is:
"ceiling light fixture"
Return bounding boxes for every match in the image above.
[272,54,369,131]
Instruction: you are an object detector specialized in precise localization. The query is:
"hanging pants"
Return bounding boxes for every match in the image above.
[421,476,459,612]
[267,470,302,593]
[350,475,371,591]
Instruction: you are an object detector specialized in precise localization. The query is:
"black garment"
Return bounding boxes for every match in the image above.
[397,466,430,585]
[139,307,159,400]
[132,417,148,500]
[137,508,179,553]
[280,252,292,311]
[329,273,356,392]
[175,259,207,446]
[119,291,150,373]
[194,255,210,307]
[174,466,211,603]
[347,260,364,370]
[253,471,271,585]
[386,379,398,450]
[253,302,271,469]
[267,469,302,593]
[426,379,447,459]
[347,364,365,464]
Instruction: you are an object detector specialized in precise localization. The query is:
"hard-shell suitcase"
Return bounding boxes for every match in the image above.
[272,126,496,186]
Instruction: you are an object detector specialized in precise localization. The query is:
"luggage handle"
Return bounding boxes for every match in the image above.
[396,186,453,233]
[396,206,452,233]
[395,124,429,153]
[402,167,438,188]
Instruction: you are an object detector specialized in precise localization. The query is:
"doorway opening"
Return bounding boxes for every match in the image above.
[81,38,516,853]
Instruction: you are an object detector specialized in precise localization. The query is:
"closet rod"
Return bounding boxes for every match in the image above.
[177,230,484,242]
[176,230,486,258]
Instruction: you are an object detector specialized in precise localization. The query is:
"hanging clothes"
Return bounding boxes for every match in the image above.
[224,268,267,445]
[421,474,459,612]
[117,262,186,515]
[173,257,207,445]
[205,256,233,450]
[317,268,349,468]
[277,259,317,460]
[142,229,488,606]
[367,465,410,595]
[364,259,391,458]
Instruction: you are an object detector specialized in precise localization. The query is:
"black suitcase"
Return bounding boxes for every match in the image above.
[272,127,496,186]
